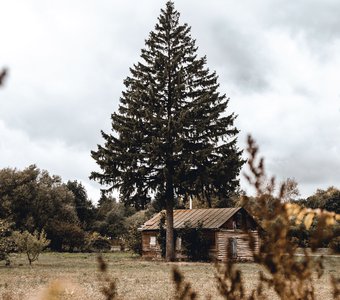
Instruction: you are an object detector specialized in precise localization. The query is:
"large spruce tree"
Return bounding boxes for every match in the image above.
[91,1,244,261]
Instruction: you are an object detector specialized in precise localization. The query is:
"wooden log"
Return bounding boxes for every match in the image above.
[216,230,260,261]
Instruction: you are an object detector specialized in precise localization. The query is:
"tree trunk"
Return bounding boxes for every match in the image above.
[165,160,175,261]
[27,252,32,265]
[165,196,175,261]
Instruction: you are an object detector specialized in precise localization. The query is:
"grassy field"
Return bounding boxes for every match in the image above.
[0,252,339,299]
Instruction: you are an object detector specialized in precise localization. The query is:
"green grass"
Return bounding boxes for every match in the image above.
[0,252,339,299]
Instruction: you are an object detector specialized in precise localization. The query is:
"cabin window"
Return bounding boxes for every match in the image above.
[176,237,182,250]
[150,236,157,246]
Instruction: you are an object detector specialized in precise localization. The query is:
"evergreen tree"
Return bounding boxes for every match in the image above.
[91,1,244,261]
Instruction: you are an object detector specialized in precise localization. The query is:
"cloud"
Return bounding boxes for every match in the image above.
[174,1,273,92]
[261,0,340,61]
[266,0,340,40]
[0,119,102,201]
[208,22,271,92]
[1,0,339,201]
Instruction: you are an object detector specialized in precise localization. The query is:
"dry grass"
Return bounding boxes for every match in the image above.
[0,252,339,299]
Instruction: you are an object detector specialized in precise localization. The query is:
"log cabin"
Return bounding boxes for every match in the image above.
[139,207,260,261]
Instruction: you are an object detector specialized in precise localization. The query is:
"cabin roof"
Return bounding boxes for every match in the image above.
[140,207,243,230]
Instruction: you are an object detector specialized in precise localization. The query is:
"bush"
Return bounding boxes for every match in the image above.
[329,236,340,253]
[46,220,85,251]
[12,230,50,265]
[125,227,142,254]
[178,221,210,261]
[59,224,86,252]
[288,225,310,247]
[85,232,112,252]
[125,210,149,255]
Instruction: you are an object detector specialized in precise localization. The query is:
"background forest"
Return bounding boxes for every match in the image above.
[0,164,339,259]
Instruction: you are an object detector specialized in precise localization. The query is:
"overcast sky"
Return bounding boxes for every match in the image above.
[1,0,339,202]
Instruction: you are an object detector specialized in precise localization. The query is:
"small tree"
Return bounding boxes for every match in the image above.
[13,230,50,265]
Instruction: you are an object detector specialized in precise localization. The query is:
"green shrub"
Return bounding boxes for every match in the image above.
[85,232,112,252]
[125,210,150,255]
[46,220,85,252]
[125,227,142,254]
[178,221,209,261]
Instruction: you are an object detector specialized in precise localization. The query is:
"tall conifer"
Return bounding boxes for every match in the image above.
[91,1,244,261]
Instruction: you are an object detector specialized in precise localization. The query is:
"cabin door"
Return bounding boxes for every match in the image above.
[228,238,237,259]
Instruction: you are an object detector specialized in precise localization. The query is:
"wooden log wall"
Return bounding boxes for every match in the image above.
[141,231,162,258]
[142,230,218,260]
[142,228,259,261]
[216,230,260,262]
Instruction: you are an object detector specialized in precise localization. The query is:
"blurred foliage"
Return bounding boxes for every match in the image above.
[97,255,119,300]
[329,236,340,253]
[172,267,197,300]
[0,68,7,86]
[171,135,340,300]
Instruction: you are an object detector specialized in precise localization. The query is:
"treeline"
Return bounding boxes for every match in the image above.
[241,183,340,251]
[296,187,340,214]
[288,187,340,250]
[0,165,154,253]
[0,165,339,254]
